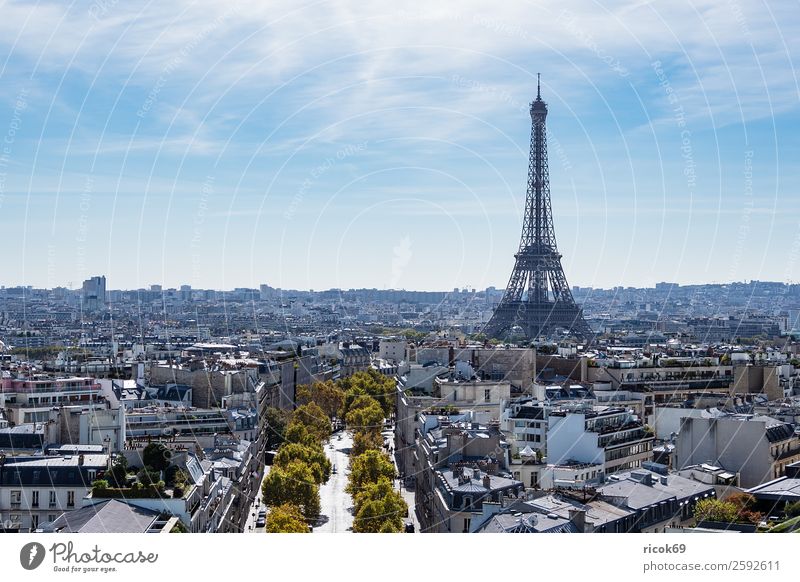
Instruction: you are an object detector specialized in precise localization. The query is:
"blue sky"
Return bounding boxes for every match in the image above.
[0,0,797,291]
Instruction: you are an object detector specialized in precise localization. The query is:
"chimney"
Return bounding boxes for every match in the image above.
[473,468,481,480]
[569,509,587,532]
[482,474,491,489]
[78,454,85,466]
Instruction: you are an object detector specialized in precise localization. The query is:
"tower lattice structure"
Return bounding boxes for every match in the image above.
[484,76,593,342]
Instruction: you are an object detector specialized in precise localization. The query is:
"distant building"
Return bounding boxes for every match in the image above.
[378,338,407,363]
[81,276,106,311]
[0,374,103,425]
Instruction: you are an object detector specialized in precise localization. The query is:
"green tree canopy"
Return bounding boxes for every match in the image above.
[340,370,395,417]
[262,460,321,520]
[347,449,396,494]
[273,442,331,485]
[265,503,310,533]
[352,429,384,457]
[296,381,345,419]
[265,407,293,451]
[142,442,171,472]
[353,478,406,533]
[284,422,321,448]
[289,401,331,443]
[345,395,385,434]
[107,455,129,488]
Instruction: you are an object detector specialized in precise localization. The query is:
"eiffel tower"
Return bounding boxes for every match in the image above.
[484,76,593,342]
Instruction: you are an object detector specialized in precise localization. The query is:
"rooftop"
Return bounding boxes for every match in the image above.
[41,499,164,533]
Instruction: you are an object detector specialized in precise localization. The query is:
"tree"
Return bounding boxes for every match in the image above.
[266,504,310,533]
[694,499,740,524]
[273,442,331,485]
[289,402,331,443]
[345,395,385,434]
[296,381,345,419]
[284,422,322,448]
[137,467,163,488]
[142,442,171,472]
[340,370,395,417]
[352,430,383,456]
[262,460,321,520]
[352,478,406,533]
[727,492,762,524]
[107,455,129,488]
[786,501,800,517]
[265,407,293,451]
[347,450,395,494]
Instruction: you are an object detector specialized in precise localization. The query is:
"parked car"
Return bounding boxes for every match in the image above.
[404,522,415,533]
[255,517,266,528]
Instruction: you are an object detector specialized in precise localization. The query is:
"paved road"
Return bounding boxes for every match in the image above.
[245,466,270,533]
[314,430,354,533]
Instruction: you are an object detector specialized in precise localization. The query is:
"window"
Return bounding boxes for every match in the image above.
[67,491,75,507]
[462,518,471,532]
[484,389,491,402]
[48,514,56,523]
[31,491,39,508]
[88,470,97,481]
[49,491,57,508]
[31,515,39,528]
[10,490,21,507]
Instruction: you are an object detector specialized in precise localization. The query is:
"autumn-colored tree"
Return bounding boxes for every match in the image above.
[346,449,395,494]
[265,503,310,533]
[273,442,331,485]
[296,381,345,419]
[345,395,385,434]
[352,429,383,456]
[727,492,762,524]
[289,401,331,443]
[262,460,321,520]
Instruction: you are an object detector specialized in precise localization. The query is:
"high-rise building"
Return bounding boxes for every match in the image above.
[81,276,106,311]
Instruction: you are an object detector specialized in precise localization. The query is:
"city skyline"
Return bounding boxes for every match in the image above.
[0,2,798,292]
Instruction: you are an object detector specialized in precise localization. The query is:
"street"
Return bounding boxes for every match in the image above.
[384,428,421,533]
[314,430,354,532]
[253,427,418,533]
[244,465,270,532]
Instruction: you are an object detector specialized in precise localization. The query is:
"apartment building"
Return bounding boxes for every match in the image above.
[547,406,654,475]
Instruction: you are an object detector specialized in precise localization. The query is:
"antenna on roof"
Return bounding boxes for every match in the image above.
[537,73,541,99]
